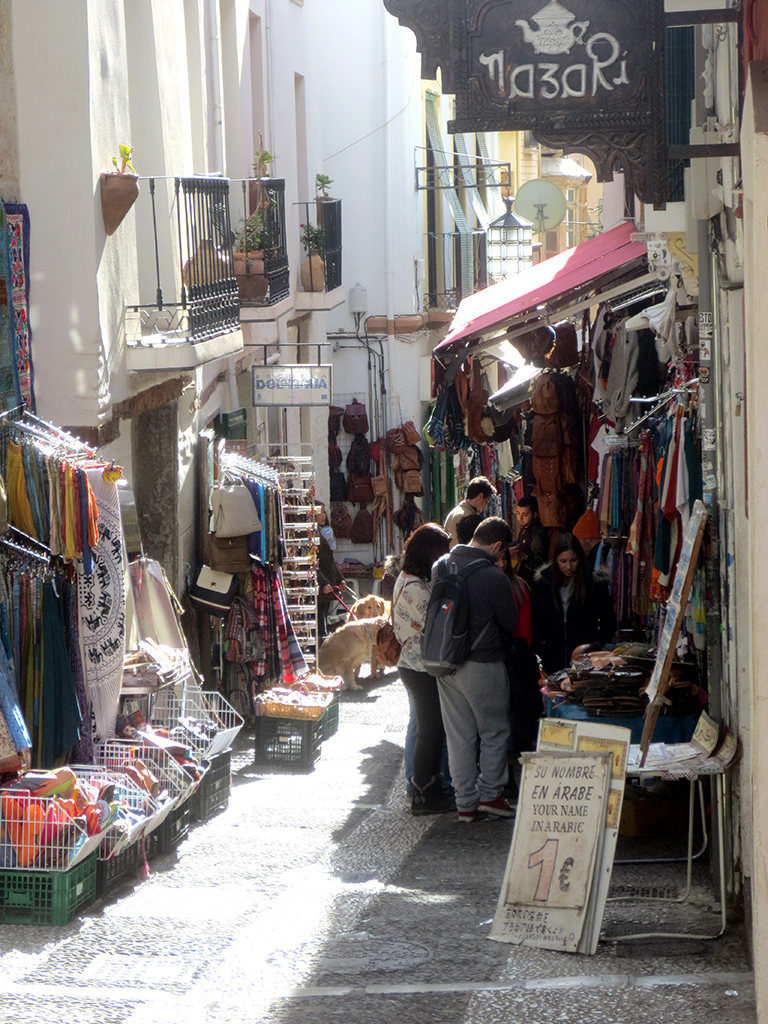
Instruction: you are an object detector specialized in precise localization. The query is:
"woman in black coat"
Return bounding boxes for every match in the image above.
[531,532,617,674]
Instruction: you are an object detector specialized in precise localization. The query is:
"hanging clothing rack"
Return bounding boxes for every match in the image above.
[220,452,280,486]
[0,535,51,564]
[623,378,699,436]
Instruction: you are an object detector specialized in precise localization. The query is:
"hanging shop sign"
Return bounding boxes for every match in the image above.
[383,0,667,206]
[251,365,333,407]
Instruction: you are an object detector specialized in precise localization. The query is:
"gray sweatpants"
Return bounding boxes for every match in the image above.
[437,660,510,812]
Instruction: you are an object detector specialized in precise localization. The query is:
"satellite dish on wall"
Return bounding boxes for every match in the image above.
[514,179,567,234]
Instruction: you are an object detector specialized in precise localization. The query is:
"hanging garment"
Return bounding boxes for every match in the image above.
[4,203,34,411]
[77,470,125,742]
[6,441,36,537]
[0,200,23,411]
[40,580,81,768]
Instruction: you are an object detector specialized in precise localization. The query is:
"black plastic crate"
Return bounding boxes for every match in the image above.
[96,842,140,897]
[190,749,232,822]
[147,803,190,859]
[254,715,323,769]
[320,694,340,742]
[0,854,97,926]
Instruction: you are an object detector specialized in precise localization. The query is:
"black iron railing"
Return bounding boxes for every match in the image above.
[423,229,487,312]
[231,177,290,305]
[297,199,342,293]
[129,176,241,344]
[176,177,240,340]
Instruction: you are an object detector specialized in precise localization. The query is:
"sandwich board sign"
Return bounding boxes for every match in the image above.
[537,718,631,953]
[490,750,612,952]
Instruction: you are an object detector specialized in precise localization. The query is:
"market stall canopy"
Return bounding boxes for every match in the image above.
[435,221,652,361]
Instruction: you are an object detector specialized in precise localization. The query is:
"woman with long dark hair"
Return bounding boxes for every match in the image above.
[531,532,617,674]
[393,522,454,815]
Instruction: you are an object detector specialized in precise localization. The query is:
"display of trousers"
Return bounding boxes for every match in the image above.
[41,581,81,767]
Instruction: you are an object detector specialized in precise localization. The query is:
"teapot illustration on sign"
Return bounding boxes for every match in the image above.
[515,0,590,55]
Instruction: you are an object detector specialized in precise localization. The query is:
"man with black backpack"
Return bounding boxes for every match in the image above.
[422,516,519,822]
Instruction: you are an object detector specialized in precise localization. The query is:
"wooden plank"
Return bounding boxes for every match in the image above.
[639,500,708,763]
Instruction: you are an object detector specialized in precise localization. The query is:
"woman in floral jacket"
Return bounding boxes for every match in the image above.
[393,522,453,816]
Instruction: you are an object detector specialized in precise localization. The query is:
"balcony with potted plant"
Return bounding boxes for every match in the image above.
[112,150,244,373]
[296,175,344,310]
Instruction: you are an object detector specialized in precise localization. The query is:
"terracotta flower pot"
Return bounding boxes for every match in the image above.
[100,172,139,236]
[300,249,325,292]
[234,250,268,300]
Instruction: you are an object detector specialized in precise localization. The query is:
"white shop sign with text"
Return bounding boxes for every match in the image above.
[252,365,332,407]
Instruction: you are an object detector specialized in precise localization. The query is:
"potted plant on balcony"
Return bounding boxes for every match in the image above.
[248,132,275,219]
[233,211,268,301]
[101,144,139,236]
[300,222,325,292]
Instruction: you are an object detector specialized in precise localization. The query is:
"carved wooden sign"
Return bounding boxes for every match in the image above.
[383,0,667,206]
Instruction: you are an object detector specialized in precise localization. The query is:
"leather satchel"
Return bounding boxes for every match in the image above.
[376,622,401,668]
[206,533,252,574]
[189,565,238,617]
[211,483,262,538]
[331,503,353,538]
[402,420,421,445]
[347,471,374,504]
[385,427,407,454]
[343,398,369,434]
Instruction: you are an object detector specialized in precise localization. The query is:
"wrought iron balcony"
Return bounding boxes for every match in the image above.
[125,176,242,358]
[423,229,488,312]
[230,177,290,310]
[297,199,343,297]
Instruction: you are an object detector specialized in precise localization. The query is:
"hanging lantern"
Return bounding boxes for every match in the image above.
[487,196,534,282]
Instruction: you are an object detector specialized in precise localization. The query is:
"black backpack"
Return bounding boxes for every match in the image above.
[346,433,371,477]
[421,555,493,677]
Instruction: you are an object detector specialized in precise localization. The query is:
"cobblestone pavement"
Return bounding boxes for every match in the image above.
[0,672,756,1023]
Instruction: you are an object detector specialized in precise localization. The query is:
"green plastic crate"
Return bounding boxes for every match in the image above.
[320,695,340,742]
[96,842,140,897]
[0,854,97,926]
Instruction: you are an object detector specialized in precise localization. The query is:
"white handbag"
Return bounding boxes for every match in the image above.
[211,483,262,538]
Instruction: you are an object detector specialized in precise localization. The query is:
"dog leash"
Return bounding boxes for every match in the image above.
[330,586,356,618]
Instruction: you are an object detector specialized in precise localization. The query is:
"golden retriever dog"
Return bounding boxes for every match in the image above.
[317,615,389,691]
[349,594,391,620]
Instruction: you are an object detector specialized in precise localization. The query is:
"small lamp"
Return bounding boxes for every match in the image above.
[487,196,534,282]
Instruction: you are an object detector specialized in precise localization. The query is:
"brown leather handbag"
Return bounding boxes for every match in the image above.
[376,622,401,668]
[206,533,253,574]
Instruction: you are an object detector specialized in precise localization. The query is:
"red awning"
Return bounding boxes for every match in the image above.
[436,221,648,355]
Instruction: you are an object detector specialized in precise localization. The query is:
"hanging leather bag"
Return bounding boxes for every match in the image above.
[351,505,374,544]
[347,471,374,505]
[211,483,262,538]
[402,469,423,495]
[398,445,422,472]
[385,427,407,454]
[206,533,253,574]
[189,565,238,617]
[343,398,369,434]
[331,503,353,538]
[402,420,421,446]
[329,470,347,503]
[328,405,344,433]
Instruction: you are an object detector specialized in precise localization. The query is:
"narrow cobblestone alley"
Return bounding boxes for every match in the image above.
[0,674,756,1024]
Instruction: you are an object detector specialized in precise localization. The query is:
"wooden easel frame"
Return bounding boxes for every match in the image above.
[639,499,708,764]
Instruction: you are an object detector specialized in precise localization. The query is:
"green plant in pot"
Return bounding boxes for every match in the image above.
[233,211,268,301]
[101,144,140,236]
[248,131,275,221]
[300,222,325,292]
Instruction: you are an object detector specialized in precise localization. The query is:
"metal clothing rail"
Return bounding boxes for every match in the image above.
[623,378,700,436]
[219,452,280,486]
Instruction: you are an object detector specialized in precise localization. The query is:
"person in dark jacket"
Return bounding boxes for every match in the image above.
[531,532,617,674]
[316,504,346,639]
[429,516,519,822]
[511,496,550,588]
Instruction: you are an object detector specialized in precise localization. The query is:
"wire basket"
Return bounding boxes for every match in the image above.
[255,687,334,721]
[0,791,104,872]
[95,741,197,836]
[68,765,155,860]
[149,686,244,758]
